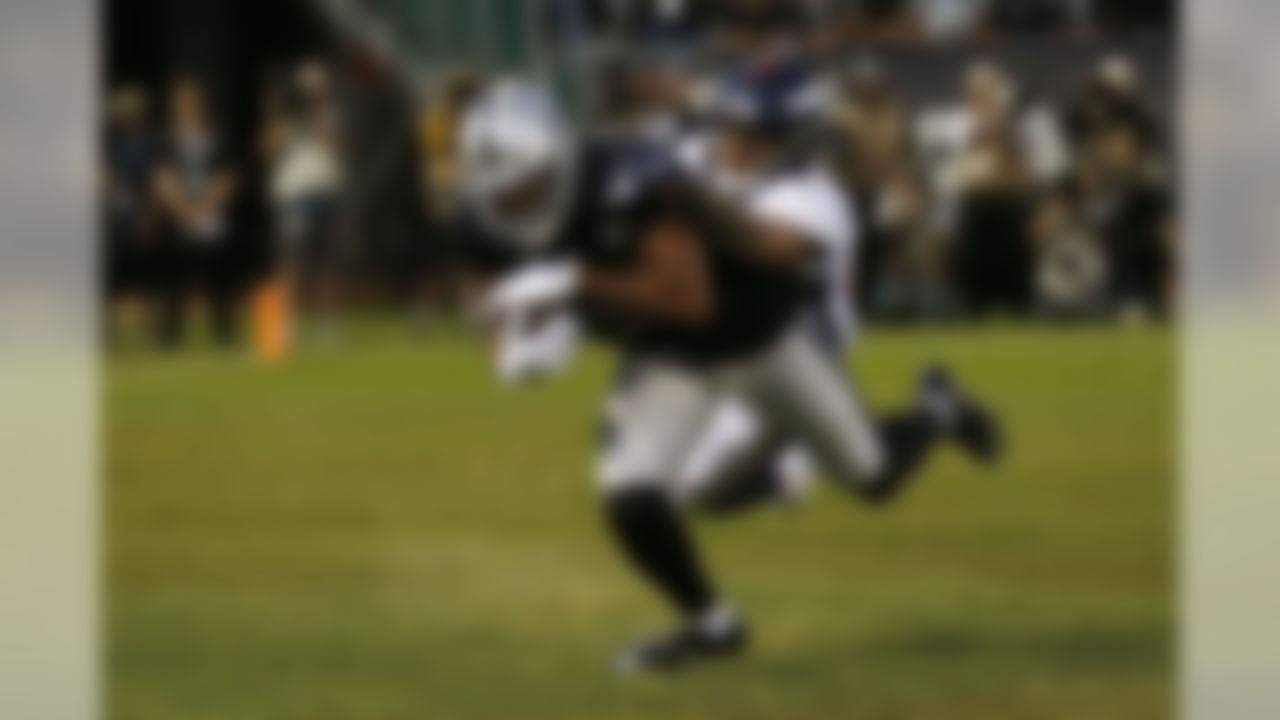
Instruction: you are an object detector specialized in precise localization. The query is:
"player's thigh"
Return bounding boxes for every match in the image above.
[596,359,717,494]
[674,397,766,502]
[747,332,886,486]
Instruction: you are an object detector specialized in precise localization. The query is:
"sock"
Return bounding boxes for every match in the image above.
[605,486,716,617]
[691,603,741,640]
[863,410,941,503]
[918,383,961,433]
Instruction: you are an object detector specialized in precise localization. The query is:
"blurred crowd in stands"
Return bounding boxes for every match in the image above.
[103,0,1176,351]
[836,52,1173,321]
[104,62,347,347]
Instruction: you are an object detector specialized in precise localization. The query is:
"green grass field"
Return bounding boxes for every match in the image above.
[108,322,1173,720]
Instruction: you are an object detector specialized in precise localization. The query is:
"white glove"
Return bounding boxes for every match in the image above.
[495,308,581,385]
[484,260,581,319]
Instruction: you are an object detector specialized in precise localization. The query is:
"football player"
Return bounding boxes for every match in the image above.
[670,50,852,514]
[456,78,1002,674]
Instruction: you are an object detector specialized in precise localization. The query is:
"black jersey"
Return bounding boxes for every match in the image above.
[460,138,810,365]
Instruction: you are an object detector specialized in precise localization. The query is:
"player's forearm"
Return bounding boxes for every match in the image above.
[483,222,714,328]
[681,181,815,271]
[579,265,713,327]
[710,205,816,272]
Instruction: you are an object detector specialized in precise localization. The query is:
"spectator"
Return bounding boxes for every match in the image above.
[952,126,1035,316]
[916,60,1015,239]
[416,70,482,330]
[103,85,159,343]
[835,59,910,197]
[831,58,912,311]
[266,61,346,345]
[1018,90,1073,187]
[419,72,480,230]
[152,77,240,347]
[871,165,950,319]
[1032,182,1108,318]
[1066,54,1162,156]
[1087,123,1174,319]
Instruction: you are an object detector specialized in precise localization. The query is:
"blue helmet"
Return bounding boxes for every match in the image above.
[709,52,831,143]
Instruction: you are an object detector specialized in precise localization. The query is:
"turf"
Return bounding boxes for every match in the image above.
[108,321,1173,719]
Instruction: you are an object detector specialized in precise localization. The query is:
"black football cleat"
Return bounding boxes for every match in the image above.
[920,365,1004,464]
[613,613,748,675]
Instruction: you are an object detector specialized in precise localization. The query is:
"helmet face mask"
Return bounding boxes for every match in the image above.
[459,81,577,254]
[705,53,831,198]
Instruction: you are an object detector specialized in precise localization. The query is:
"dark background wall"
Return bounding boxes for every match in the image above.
[106,0,336,159]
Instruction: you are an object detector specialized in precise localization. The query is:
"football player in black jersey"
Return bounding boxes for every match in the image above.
[456,79,1002,674]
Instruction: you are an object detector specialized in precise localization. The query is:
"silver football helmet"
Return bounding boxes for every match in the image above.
[458,80,577,254]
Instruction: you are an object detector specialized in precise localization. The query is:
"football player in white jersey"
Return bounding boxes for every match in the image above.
[659,37,864,514]
[675,139,859,513]
[597,50,861,514]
